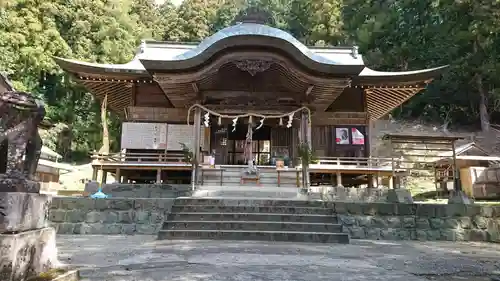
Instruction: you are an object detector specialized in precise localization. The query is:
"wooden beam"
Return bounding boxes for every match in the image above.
[126,106,369,126]
[305,85,314,96]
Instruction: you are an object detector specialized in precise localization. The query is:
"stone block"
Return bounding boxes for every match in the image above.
[136,224,158,235]
[65,210,85,223]
[59,198,95,211]
[150,212,165,224]
[84,181,99,194]
[338,215,355,225]
[402,217,416,228]
[440,229,459,241]
[386,189,413,203]
[416,230,427,241]
[49,210,66,223]
[416,204,437,217]
[117,211,134,224]
[0,227,57,281]
[375,203,397,215]
[345,203,363,215]
[473,216,488,229]
[134,211,151,224]
[429,218,445,229]
[448,190,473,204]
[466,229,487,241]
[397,204,417,216]
[459,217,472,229]
[380,228,397,240]
[121,224,136,235]
[425,229,442,240]
[0,179,40,193]
[0,192,51,233]
[415,218,430,229]
[348,227,366,239]
[480,206,495,218]
[443,218,459,229]
[365,228,381,240]
[102,211,119,223]
[55,223,76,234]
[333,202,347,214]
[357,216,373,227]
[386,217,402,228]
[371,217,388,228]
[108,199,134,210]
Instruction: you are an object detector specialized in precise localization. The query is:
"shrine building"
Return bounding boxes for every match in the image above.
[55,21,446,187]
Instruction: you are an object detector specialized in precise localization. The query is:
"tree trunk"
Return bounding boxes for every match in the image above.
[98,95,110,154]
[476,74,490,133]
[474,37,490,133]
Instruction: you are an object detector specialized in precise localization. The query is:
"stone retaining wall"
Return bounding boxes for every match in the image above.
[86,184,192,198]
[49,197,500,242]
[49,198,174,235]
[336,202,500,242]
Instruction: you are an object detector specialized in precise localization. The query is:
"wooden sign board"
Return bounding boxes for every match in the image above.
[121,122,168,149]
[166,124,205,151]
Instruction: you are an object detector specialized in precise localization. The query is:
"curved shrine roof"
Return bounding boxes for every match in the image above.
[53,22,448,119]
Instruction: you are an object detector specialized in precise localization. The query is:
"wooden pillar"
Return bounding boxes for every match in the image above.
[193,107,202,186]
[247,117,253,166]
[115,168,121,183]
[299,110,311,188]
[92,167,98,181]
[156,168,161,184]
[388,176,394,189]
[367,174,374,188]
[101,171,108,184]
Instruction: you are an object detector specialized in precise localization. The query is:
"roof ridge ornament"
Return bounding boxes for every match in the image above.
[233,59,272,76]
[232,6,275,26]
[138,40,147,55]
[352,46,359,59]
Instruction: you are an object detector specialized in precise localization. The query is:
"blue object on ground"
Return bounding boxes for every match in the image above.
[90,187,109,199]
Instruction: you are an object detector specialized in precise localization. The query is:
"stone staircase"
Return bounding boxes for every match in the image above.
[157,198,349,244]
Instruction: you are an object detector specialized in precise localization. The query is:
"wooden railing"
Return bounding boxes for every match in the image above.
[316,157,394,167]
[91,152,186,163]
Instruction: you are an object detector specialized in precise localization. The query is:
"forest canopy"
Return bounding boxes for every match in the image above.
[1,0,499,161]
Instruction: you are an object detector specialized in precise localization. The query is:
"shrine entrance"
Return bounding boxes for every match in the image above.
[210,124,272,165]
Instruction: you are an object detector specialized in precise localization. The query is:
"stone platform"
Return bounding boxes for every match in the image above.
[56,235,500,281]
[0,192,58,281]
[0,228,58,281]
[0,192,51,233]
[194,185,413,203]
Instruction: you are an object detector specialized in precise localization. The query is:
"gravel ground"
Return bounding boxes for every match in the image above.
[56,235,500,281]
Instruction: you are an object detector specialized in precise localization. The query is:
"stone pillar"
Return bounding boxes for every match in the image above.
[192,107,201,187]
[336,172,343,187]
[156,168,161,184]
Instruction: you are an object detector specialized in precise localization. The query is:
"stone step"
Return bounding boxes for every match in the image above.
[201,180,299,187]
[170,205,333,215]
[157,229,349,244]
[163,220,343,233]
[167,212,337,223]
[175,197,328,208]
[191,189,302,198]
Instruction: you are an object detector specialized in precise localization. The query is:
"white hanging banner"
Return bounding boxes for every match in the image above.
[352,128,365,145]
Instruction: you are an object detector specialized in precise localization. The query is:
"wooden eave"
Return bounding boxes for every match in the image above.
[382,133,463,143]
[351,66,448,120]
